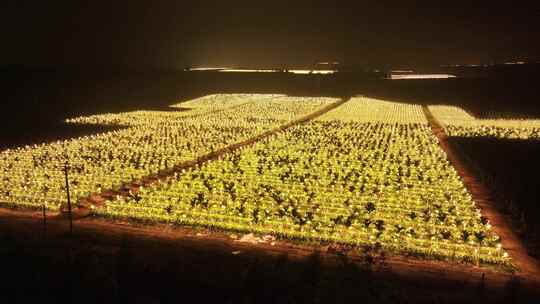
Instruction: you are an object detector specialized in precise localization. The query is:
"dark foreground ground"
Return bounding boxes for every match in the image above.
[1,209,538,304]
[449,138,540,260]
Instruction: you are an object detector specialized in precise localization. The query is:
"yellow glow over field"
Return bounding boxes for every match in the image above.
[390,74,456,79]
[318,97,427,124]
[96,97,509,265]
[0,96,512,266]
[1,95,336,210]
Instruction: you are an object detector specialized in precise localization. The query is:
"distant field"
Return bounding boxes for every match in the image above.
[429,105,540,139]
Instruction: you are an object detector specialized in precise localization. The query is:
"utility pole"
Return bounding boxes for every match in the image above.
[42,202,47,236]
[64,162,73,235]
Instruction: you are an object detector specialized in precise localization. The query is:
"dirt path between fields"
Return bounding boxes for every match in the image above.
[422,105,540,284]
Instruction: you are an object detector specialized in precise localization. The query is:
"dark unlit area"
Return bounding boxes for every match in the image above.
[0,210,534,304]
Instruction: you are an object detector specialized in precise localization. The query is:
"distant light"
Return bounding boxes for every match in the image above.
[189,67,229,71]
[391,70,414,73]
[219,69,277,73]
[389,74,457,80]
[317,61,339,65]
[187,67,336,74]
[290,69,336,75]
[290,70,311,74]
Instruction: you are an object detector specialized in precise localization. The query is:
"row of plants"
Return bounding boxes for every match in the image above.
[429,105,540,139]
[319,98,427,124]
[65,94,280,126]
[95,98,509,265]
[0,95,336,210]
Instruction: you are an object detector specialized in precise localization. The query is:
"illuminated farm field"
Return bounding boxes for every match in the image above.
[0,94,336,211]
[429,105,540,139]
[66,94,284,126]
[95,97,509,265]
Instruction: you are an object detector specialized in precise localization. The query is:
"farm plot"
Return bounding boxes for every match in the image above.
[428,105,540,139]
[0,95,336,211]
[66,94,281,126]
[97,97,509,265]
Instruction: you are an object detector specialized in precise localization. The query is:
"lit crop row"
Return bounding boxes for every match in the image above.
[319,97,427,124]
[0,95,336,210]
[96,97,508,265]
[172,94,286,109]
[429,105,540,139]
[66,94,277,126]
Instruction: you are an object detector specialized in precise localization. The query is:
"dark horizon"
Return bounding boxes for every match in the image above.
[1,1,539,69]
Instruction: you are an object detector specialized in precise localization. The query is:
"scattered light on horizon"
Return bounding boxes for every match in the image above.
[441,60,533,68]
[290,69,336,75]
[188,67,229,71]
[219,69,277,73]
[188,68,337,75]
[317,61,340,65]
[389,74,456,80]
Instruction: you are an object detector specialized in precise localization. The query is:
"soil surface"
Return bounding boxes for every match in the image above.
[1,207,539,303]
[423,105,540,284]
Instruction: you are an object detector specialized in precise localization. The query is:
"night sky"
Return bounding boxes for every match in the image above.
[1,1,539,68]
